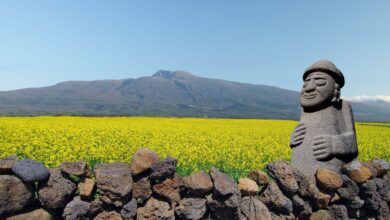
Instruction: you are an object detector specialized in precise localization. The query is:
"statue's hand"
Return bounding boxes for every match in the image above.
[290,123,306,148]
[313,135,333,161]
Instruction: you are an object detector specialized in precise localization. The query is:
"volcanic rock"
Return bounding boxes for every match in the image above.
[176,198,207,220]
[78,178,95,199]
[120,199,137,220]
[258,182,293,214]
[94,163,133,207]
[210,166,237,197]
[150,156,177,181]
[38,168,76,209]
[248,170,270,186]
[369,159,389,177]
[329,204,349,220]
[342,160,372,183]
[240,196,272,220]
[136,197,174,220]
[61,161,87,177]
[315,168,343,191]
[130,148,159,175]
[0,175,34,217]
[238,178,258,196]
[267,161,298,196]
[132,175,152,201]
[12,159,50,183]
[153,175,183,204]
[310,210,332,220]
[206,191,241,220]
[292,168,320,200]
[94,211,123,220]
[62,196,90,220]
[182,170,213,197]
[5,208,54,220]
[0,155,17,174]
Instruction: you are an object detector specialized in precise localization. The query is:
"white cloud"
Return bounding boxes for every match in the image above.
[343,95,390,103]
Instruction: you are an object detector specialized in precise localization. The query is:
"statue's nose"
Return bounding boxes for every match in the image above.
[304,79,316,92]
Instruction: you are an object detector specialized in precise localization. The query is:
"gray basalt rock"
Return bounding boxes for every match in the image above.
[182,170,213,197]
[12,159,50,183]
[206,191,241,220]
[62,196,90,220]
[290,60,358,176]
[38,168,76,209]
[176,198,207,220]
[373,177,390,203]
[136,197,174,220]
[93,211,123,220]
[61,161,87,177]
[267,161,298,196]
[150,156,177,181]
[329,204,349,220]
[210,166,237,197]
[258,182,293,215]
[359,180,382,211]
[292,168,320,200]
[94,163,133,207]
[120,198,137,220]
[375,201,390,220]
[369,159,389,177]
[0,155,18,174]
[132,175,152,201]
[0,175,34,217]
[89,198,103,216]
[240,196,272,220]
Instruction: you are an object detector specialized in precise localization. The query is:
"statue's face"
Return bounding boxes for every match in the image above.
[300,72,336,109]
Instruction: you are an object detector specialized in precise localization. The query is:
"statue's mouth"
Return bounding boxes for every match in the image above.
[303,93,317,99]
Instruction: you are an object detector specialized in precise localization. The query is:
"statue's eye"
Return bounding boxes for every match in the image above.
[303,81,309,87]
[315,79,326,86]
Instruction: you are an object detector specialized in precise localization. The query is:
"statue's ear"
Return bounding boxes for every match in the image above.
[331,83,341,103]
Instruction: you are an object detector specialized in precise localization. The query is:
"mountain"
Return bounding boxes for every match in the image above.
[0,70,390,122]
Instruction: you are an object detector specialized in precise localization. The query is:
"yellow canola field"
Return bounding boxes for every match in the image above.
[0,117,389,178]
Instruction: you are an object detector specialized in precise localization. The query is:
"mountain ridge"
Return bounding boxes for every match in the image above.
[0,70,389,122]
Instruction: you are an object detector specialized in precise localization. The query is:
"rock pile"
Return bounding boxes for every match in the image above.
[0,149,389,220]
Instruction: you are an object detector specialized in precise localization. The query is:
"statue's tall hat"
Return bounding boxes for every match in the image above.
[303,60,345,88]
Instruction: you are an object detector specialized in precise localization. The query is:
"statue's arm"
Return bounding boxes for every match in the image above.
[331,100,358,160]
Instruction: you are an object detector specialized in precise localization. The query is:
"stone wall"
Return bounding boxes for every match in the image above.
[0,148,389,220]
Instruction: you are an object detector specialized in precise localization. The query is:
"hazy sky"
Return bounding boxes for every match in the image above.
[0,1,389,98]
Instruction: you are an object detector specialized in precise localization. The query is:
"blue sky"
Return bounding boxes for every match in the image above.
[0,1,389,98]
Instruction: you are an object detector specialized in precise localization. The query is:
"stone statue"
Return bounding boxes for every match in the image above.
[290,60,358,176]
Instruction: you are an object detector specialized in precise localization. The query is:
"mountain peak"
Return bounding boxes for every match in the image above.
[152,70,196,79]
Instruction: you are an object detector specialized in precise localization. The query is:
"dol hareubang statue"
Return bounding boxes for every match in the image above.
[290,60,358,176]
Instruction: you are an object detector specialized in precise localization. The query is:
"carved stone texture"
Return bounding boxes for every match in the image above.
[94,163,133,207]
[0,175,34,217]
[12,159,50,183]
[290,60,358,177]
